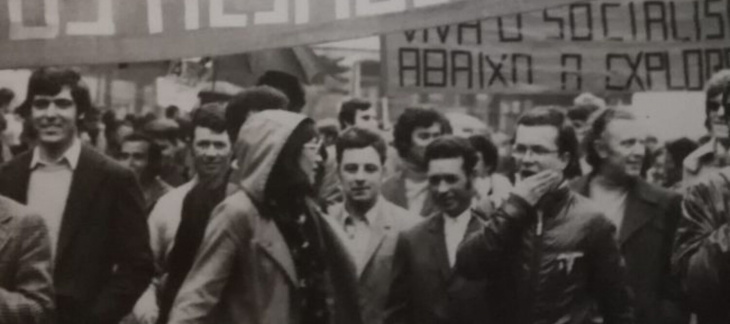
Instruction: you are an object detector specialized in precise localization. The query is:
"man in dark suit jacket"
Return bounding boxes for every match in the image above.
[382,108,452,217]
[572,106,688,324]
[386,136,489,324]
[0,67,153,324]
[0,195,54,324]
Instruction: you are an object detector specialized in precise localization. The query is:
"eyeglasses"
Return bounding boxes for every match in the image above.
[512,144,559,158]
[31,98,75,109]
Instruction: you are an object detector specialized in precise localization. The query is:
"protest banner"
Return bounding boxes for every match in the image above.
[383,0,730,94]
[0,0,585,68]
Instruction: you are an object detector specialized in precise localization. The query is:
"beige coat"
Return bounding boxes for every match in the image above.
[168,110,362,324]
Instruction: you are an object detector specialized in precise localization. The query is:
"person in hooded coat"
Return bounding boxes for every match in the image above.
[167,110,362,324]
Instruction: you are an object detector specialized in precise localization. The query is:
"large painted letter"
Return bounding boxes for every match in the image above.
[356,0,406,16]
[8,0,60,40]
[254,0,288,24]
[67,0,116,35]
[210,0,247,27]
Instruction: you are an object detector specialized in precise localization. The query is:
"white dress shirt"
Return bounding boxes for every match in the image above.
[443,207,473,267]
[338,200,380,274]
[27,138,82,257]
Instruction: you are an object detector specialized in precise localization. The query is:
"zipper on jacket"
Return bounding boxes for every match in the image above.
[529,211,544,323]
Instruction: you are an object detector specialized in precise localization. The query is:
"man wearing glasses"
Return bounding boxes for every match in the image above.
[455,106,633,324]
[682,69,730,187]
[0,67,153,324]
[672,71,730,324]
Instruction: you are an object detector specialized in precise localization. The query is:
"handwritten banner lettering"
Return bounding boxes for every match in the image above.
[383,0,730,94]
[0,0,585,68]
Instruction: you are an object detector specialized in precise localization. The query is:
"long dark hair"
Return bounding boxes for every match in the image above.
[264,119,318,210]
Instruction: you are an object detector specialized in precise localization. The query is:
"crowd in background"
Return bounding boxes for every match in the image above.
[1,66,730,324]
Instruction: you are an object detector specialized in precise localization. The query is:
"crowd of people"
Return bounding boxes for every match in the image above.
[1,65,730,324]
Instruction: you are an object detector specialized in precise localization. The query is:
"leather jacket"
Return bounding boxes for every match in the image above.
[672,168,730,324]
[455,187,634,324]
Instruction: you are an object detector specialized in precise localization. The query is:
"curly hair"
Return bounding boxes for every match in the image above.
[393,107,452,158]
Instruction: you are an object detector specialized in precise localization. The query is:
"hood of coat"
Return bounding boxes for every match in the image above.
[230,109,309,203]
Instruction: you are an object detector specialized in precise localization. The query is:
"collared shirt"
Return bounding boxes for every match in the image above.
[27,138,82,257]
[444,207,473,267]
[589,180,629,233]
[336,199,381,274]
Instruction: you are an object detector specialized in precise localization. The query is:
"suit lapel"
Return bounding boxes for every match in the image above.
[56,147,105,263]
[427,215,451,280]
[618,181,658,246]
[358,204,390,279]
[255,216,298,286]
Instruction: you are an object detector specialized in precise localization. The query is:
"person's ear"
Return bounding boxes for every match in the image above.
[594,138,609,159]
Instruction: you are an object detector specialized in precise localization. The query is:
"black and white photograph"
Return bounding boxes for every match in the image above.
[0,0,728,323]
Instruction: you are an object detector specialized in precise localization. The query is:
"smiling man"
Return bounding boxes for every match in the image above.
[570,107,687,324]
[386,135,490,324]
[132,102,235,324]
[0,67,153,324]
[324,127,418,324]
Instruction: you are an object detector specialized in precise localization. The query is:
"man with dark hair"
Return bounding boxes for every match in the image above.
[671,74,730,324]
[567,101,602,175]
[132,102,234,324]
[571,107,688,324]
[324,127,418,324]
[144,118,188,187]
[257,70,305,113]
[319,99,380,207]
[224,85,289,140]
[382,107,452,216]
[387,135,489,324]
[0,67,153,324]
[682,69,730,187]
[168,110,361,324]
[469,134,512,206]
[455,106,633,324]
[118,132,172,210]
[338,99,379,132]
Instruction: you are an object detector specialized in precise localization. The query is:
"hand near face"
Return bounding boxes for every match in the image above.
[511,170,562,206]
